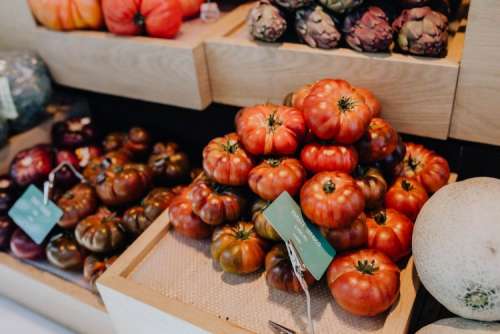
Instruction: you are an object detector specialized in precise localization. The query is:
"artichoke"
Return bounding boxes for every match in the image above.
[392,6,448,57]
[343,6,392,52]
[272,0,313,11]
[296,6,341,49]
[318,0,364,14]
[248,1,287,43]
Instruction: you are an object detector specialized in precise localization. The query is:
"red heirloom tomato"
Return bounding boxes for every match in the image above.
[235,104,306,156]
[374,135,406,178]
[188,177,245,225]
[284,84,313,111]
[385,177,428,221]
[10,229,45,260]
[96,163,153,206]
[75,208,125,253]
[300,171,365,229]
[83,151,130,186]
[354,166,387,209]
[46,233,84,270]
[102,132,126,152]
[84,255,117,291]
[202,133,254,186]
[320,213,367,251]
[395,143,450,193]
[303,79,372,144]
[353,87,381,118]
[327,249,400,316]
[10,144,54,188]
[252,199,281,241]
[366,209,413,262]
[300,142,358,174]
[211,222,268,274]
[357,118,398,163]
[148,142,190,184]
[265,243,316,293]
[57,183,98,229]
[102,0,183,39]
[51,117,98,149]
[248,158,306,201]
[168,193,213,239]
[123,127,152,158]
[54,149,81,188]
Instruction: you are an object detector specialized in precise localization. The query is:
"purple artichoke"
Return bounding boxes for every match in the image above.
[343,6,393,52]
[248,1,287,43]
[296,6,341,49]
[318,0,364,14]
[272,0,313,10]
[392,6,448,57]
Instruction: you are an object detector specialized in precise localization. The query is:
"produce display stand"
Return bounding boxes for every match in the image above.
[206,6,465,140]
[450,0,500,146]
[0,1,250,110]
[98,174,457,334]
[0,116,114,333]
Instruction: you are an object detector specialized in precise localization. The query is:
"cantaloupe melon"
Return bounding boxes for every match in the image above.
[413,177,500,322]
[416,317,500,334]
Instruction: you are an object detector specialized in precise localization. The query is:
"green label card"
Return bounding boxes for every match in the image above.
[263,192,335,280]
[8,185,63,245]
[0,77,18,120]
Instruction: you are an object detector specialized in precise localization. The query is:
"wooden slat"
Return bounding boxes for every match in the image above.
[450,0,500,145]
[206,25,464,139]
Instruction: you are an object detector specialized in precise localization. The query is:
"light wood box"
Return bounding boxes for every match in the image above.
[0,1,248,110]
[97,174,456,334]
[0,117,115,333]
[206,5,465,140]
[450,0,500,146]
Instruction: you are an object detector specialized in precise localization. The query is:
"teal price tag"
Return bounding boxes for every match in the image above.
[263,192,335,280]
[8,185,63,245]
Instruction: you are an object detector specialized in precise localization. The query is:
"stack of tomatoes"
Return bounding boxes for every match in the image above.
[167,78,451,317]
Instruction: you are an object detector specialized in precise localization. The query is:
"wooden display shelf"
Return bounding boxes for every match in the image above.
[97,175,456,334]
[0,115,115,333]
[0,1,249,110]
[206,7,465,140]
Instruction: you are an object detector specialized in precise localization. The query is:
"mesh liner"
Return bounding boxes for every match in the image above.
[129,233,386,334]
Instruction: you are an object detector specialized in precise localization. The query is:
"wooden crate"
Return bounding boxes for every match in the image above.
[97,175,456,334]
[0,116,115,333]
[450,0,500,146]
[0,1,249,110]
[206,6,465,140]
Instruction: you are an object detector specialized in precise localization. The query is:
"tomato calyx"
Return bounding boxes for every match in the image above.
[323,179,336,194]
[267,111,282,132]
[133,12,146,28]
[373,211,387,225]
[222,140,239,154]
[355,259,379,275]
[401,179,414,192]
[337,96,356,113]
[234,225,252,240]
[266,158,282,167]
[406,155,421,171]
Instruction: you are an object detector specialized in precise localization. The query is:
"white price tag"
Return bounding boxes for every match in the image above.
[0,77,18,120]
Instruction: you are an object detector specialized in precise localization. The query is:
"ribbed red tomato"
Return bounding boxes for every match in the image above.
[394,143,450,193]
[320,213,367,251]
[385,177,428,221]
[168,192,213,239]
[235,104,306,156]
[354,166,387,209]
[284,84,313,111]
[102,0,183,39]
[202,133,254,186]
[248,158,306,201]
[366,209,413,262]
[327,249,400,316]
[357,118,398,163]
[300,142,358,174]
[303,79,372,144]
[300,171,365,229]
